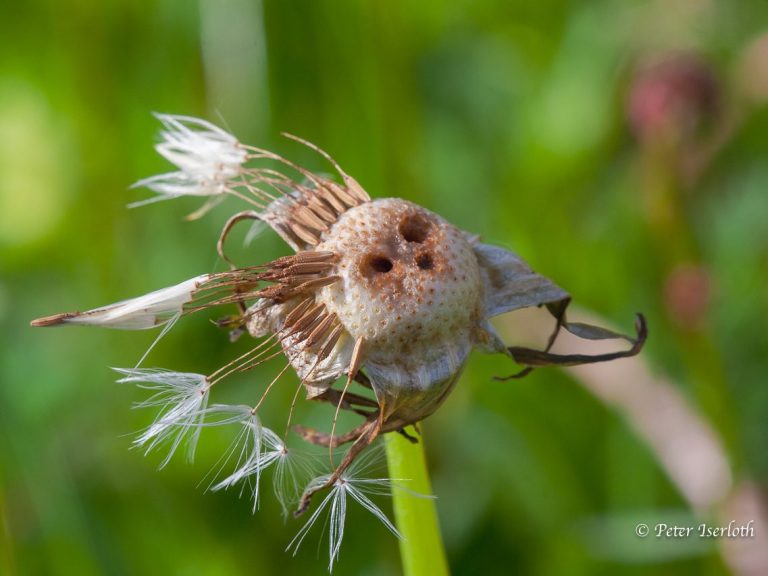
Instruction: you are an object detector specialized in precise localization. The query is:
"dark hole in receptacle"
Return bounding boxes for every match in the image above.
[416,252,433,270]
[366,255,393,274]
[399,214,430,243]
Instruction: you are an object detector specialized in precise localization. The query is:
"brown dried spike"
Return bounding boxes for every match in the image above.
[324,181,358,207]
[283,298,314,327]
[316,324,343,362]
[342,175,370,203]
[305,194,338,223]
[304,313,338,348]
[257,283,308,302]
[315,186,346,214]
[290,275,339,295]
[253,285,289,301]
[296,312,328,342]
[280,262,335,278]
[261,255,336,283]
[290,222,320,246]
[346,337,366,381]
[264,265,334,285]
[292,251,337,264]
[293,205,329,232]
[257,276,337,302]
[268,254,300,269]
[288,302,325,334]
[271,251,335,269]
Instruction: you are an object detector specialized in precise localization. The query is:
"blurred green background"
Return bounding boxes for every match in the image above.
[3,1,768,575]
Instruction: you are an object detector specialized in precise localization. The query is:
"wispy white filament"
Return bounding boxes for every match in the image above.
[130,173,227,205]
[288,471,401,572]
[246,427,315,517]
[207,410,312,515]
[132,114,247,203]
[207,405,264,510]
[156,114,246,178]
[62,275,209,330]
[115,368,210,468]
[244,219,268,246]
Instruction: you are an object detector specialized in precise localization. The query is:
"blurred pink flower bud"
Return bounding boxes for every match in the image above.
[663,263,712,330]
[628,54,720,144]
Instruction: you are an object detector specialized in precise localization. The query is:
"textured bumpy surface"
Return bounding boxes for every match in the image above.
[315,198,484,418]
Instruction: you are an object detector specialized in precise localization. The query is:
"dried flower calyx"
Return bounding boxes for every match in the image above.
[32,114,646,562]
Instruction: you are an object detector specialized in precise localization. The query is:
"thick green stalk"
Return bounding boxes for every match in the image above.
[385,432,449,576]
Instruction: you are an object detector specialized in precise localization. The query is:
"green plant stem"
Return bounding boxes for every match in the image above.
[385,432,449,576]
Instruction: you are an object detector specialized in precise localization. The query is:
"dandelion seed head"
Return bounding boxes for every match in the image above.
[32,113,648,569]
